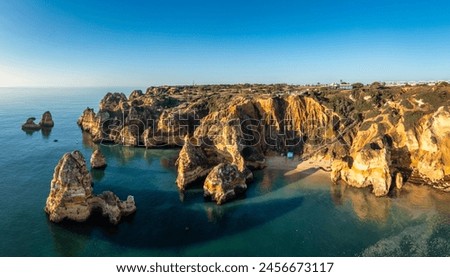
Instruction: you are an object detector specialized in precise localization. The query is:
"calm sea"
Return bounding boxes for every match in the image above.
[0,88,449,257]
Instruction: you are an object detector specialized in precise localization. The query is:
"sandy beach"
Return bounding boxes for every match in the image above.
[264,155,332,178]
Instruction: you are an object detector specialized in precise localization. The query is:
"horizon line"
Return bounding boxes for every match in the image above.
[1,79,449,89]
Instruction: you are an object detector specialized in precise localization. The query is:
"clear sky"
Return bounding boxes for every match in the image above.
[1,0,450,87]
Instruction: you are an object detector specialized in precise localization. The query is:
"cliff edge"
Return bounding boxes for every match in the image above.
[78,84,450,200]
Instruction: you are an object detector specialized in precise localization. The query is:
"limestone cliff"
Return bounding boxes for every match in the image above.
[79,84,450,200]
[330,85,450,195]
[176,94,334,191]
[78,89,208,146]
[175,136,212,190]
[331,138,392,196]
[45,150,136,224]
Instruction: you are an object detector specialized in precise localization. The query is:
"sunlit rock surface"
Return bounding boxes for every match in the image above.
[45,150,136,224]
[79,84,450,199]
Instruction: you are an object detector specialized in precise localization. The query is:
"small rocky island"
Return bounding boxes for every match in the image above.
[21,117,41,130]
[90,149,107,169]
[203,163,248,205]
[78,83,450,203]
[45,150,136,224]
[39,111,55,128]
[22,111,55,130]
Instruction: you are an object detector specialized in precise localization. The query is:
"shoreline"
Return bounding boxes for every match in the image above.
[264,155,332,179]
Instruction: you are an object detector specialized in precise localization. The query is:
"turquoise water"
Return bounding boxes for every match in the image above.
[0,88,449,257]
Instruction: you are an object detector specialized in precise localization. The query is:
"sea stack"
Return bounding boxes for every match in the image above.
[90,149,107,169]
[39,111,54,127]
[203,163,247,205]
[45,150,136,224]
[21,117,41,130]
[45,151,93,222]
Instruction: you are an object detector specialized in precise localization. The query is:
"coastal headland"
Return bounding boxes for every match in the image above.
[77,83,450,204]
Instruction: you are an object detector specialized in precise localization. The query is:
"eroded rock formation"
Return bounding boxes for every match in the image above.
[204,163,247,204]
[89,192,136,225]
[175,94,333,191]
[176,136,211,190]
[331,138,392,196]
[331,88,450,195]
[78,84,450,200]
[45,150,136,224]
[22,117,41,130]
[39,111,54,127]
[22,111,54,131]
[90,149,107,169]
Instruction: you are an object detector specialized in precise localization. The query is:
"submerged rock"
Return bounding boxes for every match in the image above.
[90,149,107,169]
[45,150,136,224]
[204,163,247,205]
[21,117,41,130]
[39,111,54,127]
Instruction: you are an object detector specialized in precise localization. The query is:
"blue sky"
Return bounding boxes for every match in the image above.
[1,0,450,86]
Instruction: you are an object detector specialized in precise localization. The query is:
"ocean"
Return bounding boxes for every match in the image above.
[0,87,449,257]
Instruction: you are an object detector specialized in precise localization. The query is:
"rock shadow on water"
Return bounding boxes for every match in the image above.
[48,219,91,257]
[47,211,137,257]
[251,167,321,197]
[22,128,40,136]
[41,127,52,138]
[81,131,96,149]
[91,168,105,182]
[52,187,304,253]
[21,126,52,138]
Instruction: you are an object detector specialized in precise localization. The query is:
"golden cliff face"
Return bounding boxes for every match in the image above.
[79,84,450,203]
[331,137,393,196]
[175,94,335,195]
[331,86,450,195]
[410,106,450,189]
[175,136,212,190]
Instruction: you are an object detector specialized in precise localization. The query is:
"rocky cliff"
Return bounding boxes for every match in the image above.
[331,85,450,195]
[78,83,450,201]
[45,150,136,224]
